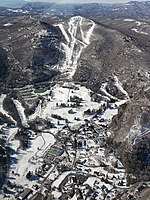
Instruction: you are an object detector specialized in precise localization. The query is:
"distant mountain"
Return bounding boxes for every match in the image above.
[22,2,54,9]
[0,0,25,8]
[74,1,150,18]
[0,1,150,18]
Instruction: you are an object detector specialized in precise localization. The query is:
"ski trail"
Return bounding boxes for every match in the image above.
[57,23,70,43]
[56,16,95,78]
[12,99,29,128]
[84,20,96,45]
[114,76,130,100]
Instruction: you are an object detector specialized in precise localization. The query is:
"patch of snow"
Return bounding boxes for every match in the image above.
[38,30,49,38]
[70,194,77,200]
[132,28,148,35]
[100,83,118,101]
[136,21,142,26]
[29,100,42,121]
[124,19,134,22]
[12,99,29,128]
[52,171,74,188]
[8,132,55,188]
[51,191,62,199]
[7,9,29,14]
[7,127,18,143]
[3,23,13,27]
[114,76,130,100]
[56,23,70,43]
[84,177,98,187]
[83,19,95,45]
[113,8,119,11]
[131,45,142,53]
[41,83,103,126]
[8,136,43,187]
[0,94,16,124]
[101,107,118,122]
[128,116,142,145]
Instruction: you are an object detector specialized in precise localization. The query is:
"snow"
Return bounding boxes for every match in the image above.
[41,83,103,127]
[56,16,95,78]
[128,116,142,145]
[114,76,130,100]
[113,8,119,11]
[8,136,43,187]
[12,99,29,128]
[56,23,70,43]
[2,15,129,198]
[71,194,77,200]
[0,94,16,124]
[3,23,13,27]
[100,83,118,101]
[51,191,62,198]
[84,19,95,45]
[29,100,42,121]
[52,171,74,188]
[100,78,129,114]
[84,177,98,187]
[124,19,134,22]
[100,94,128,123]
[7,9,29,14]
[101,107,118,122]
[8,132,56,188]
[123,19,147,30]
[132,28,148,35]
[7,127,18,143]
[85,177,113,190]
[35,132,56,157]
[5,76,128,196]
[38,30,49,38]
[29,79,130,131]
[136,21,142,26]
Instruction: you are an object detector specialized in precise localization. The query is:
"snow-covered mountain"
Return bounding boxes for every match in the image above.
[0,9,150,200]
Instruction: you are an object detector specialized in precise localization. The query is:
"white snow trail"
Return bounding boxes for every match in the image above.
[114,76,130,100]
[84,20,96,45]
[57,23,70,43]
[0,94,16,124]
[56,16,95,78]
[12,99,29,128]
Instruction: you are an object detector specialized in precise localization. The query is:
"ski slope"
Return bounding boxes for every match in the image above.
[56,16,95,78]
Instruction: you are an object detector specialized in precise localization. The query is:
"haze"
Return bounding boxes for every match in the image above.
[0,0,147,7]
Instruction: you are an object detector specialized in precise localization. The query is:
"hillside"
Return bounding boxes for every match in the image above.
[0,3,150,200]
